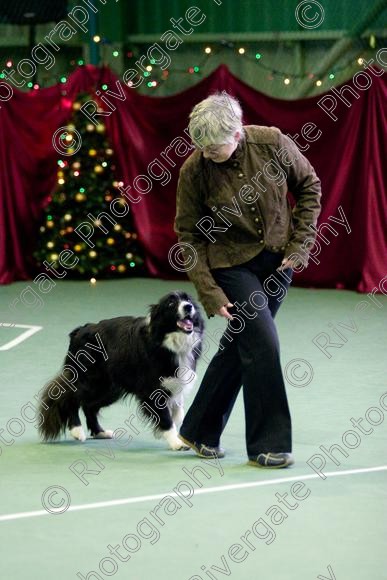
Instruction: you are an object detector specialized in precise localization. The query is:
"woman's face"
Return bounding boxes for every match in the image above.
[199,132,241,163]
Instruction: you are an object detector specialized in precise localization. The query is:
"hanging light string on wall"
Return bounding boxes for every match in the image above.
[0,33,378,91]
[123,33,378,90]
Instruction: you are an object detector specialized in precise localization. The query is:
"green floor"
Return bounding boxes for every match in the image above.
[1,278,386,580]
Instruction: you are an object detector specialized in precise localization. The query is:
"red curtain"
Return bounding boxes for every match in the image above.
[0,64,386,291]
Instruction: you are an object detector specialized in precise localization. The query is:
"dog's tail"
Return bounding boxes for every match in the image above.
[38,368,77,441]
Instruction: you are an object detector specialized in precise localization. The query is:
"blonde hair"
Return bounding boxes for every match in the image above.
[188,92,244,147]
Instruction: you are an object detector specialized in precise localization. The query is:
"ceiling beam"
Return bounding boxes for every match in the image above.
[126,29,386,44]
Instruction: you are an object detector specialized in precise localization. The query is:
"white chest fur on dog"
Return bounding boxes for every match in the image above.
[162,327,199,355]
[161,330,201,397]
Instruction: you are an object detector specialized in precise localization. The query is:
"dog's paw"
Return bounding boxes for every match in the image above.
[169,439,190,451]
[70,426,86,442]
[93,430,114,439]
[176,443,191,451]
[162,426,189,451]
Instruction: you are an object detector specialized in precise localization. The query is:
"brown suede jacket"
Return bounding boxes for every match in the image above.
[174,125,322,318]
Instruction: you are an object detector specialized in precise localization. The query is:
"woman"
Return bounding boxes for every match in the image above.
[174,93,321,468]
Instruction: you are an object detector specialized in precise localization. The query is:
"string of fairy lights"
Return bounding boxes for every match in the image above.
[125,34,377,90]
[0,34,378,91]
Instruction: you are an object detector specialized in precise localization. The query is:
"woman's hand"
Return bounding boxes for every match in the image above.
[277,257,296,271]
[217,302,234,320]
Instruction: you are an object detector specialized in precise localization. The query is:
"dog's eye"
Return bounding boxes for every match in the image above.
[168,301,175,307]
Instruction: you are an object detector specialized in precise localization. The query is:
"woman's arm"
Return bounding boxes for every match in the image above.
[174,164,231,318]
[276,132,322,267]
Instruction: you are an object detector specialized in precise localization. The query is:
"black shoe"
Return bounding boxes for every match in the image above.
[248,452,294,469]
[179,435,225,458]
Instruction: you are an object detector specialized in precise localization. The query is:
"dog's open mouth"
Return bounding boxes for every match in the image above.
[177,316,194,333]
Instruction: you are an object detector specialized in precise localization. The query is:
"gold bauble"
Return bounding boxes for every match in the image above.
[96,124,105,133]
[106,238,115,246]
[94,165,104,174]
[117,264,126,273]
[88,149,97,157]
[74,244,82,252]
[89,250,97,258]
[75,193,86,202]
[86,124,95,132]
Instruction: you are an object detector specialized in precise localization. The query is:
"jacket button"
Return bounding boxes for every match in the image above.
[272,246,278,251]
[259,240,264,244]
[238,172,244,178]
[280,246,285,250]
[247,195,253,201]
[232,161,239,168]
[254,217,259,223]
[250,207,256,212]
[258,229,262,234]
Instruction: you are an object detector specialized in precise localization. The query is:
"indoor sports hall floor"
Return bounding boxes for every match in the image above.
[1,278,386,580]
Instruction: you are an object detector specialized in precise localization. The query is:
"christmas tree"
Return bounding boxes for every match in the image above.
[34,94,145,281]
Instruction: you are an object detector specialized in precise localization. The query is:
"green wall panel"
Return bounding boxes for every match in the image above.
[122,0,386,35]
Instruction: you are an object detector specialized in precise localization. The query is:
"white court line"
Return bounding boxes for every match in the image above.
[1,465,386,523]
[0,324,42,351]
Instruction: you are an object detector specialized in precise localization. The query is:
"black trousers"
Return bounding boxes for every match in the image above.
[181,250,293,458]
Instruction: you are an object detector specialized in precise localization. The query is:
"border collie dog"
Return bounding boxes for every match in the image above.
[38,291,204,451]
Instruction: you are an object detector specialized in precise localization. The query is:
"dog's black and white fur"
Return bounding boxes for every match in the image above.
[38,291,204,450]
